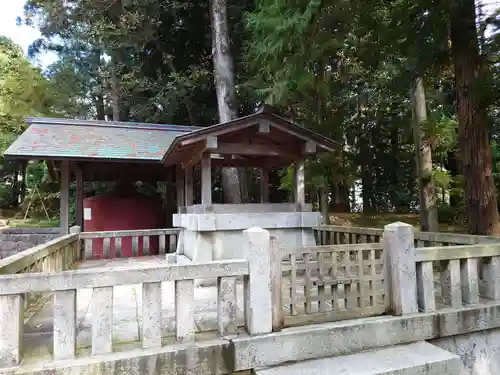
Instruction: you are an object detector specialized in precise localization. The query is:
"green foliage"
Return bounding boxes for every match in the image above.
[2,0,500,230]
[490,140,500,190]
[421,116,458,156]
[0,36,56,135]
[0,38,58,214]
[432,168,452,189]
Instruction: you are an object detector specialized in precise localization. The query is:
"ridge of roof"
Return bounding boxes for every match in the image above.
[166,111,338,147]
[25,117,202,132]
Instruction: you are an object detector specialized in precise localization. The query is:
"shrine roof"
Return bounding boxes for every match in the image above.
[160,105,339,167]
[4,117,201,162]
[4,107,338,169]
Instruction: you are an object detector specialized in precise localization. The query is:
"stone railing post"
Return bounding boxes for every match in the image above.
[270,236,283,331]
[0,294,23,367]
[383,222,418,316]
[69,225,83,266]
[70,225,81,262]
[243,227,273,335]
[70,225,81,234]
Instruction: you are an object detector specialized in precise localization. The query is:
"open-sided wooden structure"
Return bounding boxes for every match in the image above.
[4,105,338,235]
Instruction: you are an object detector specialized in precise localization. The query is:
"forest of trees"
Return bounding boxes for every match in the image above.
[2,0,500,235]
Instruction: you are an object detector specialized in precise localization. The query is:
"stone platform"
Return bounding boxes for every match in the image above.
[174,203,321,264]
[254,341,462,375]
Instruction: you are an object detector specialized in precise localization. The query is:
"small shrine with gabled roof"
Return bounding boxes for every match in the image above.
[4,105,338,268]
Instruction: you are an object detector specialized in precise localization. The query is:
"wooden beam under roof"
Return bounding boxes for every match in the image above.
[175,133,304,168]
[78,162,173,182]
[209,142,299,159]
[160,110,338,165]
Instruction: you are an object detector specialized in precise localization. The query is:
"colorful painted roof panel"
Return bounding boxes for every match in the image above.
[4,118,200,161]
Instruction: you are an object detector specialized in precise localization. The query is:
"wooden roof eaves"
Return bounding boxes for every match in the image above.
[269,114,338,150]
[2,153,162,164]
[160,112,339,165]
[259,113,338,151]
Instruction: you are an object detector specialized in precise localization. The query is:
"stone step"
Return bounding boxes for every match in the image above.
[254,342,462,375]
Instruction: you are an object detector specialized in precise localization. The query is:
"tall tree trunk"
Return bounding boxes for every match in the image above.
[110,59,120,121]
[445,150,461,207]
[449,0,500,235]
[13,169,19,206]
[96,94,106,121]
[389,126,406,212]
[332,182,350,212]
[411,76,439,232]
[359,133,374,213]
[319,185,329,224]
[19,163,26,204]
[210,0,243,203]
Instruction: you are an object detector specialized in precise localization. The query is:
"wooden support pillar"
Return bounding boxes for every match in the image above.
[201,153,212,205]
[294,161,305,205]
[60,161,70,235]
[176,165,185,212]
[19,161,27,203]
[75,166,84,230]
[260,168,269,203]
[185,166,193,206]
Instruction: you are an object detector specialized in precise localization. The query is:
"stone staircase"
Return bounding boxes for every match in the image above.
[254,342,462,375]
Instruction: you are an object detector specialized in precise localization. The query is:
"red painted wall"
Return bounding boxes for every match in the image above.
[83,196,163,258]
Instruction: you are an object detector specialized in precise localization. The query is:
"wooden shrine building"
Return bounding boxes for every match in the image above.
[3,106,338,235]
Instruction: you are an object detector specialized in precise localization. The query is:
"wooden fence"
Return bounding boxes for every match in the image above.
[79,228,180,260]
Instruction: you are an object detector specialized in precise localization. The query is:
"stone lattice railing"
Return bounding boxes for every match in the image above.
[277,241,388,327]
[309,223,500,316]
[3,222,500,370]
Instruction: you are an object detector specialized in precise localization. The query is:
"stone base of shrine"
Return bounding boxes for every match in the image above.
[172,203,321,286]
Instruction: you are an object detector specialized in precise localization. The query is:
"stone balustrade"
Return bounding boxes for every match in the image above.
[314,223,500,315]
[0,227,275,368]
[415,243,500,312]
[0,226,80,327]
[2,222,500,374]
[314,225,383,245]
[381,223,500,315]
[314,224,500,247]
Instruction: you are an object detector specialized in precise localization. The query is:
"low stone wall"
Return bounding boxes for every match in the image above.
[0,227,60,259]
[431,327,500,375]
